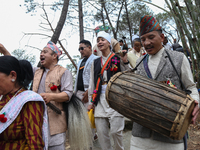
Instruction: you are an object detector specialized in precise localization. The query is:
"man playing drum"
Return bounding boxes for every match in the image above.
[130,15,199,150]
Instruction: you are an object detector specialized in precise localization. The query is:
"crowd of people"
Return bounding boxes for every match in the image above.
[0,15,199,150]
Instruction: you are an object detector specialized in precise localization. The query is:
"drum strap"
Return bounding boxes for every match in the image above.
[91,53,115,105]
[165,50,191,95]
[143,54,152,79]
[131,54,148,72]
[132,51,191,95]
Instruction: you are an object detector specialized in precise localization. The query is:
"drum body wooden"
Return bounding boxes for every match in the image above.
[106,72,195,140]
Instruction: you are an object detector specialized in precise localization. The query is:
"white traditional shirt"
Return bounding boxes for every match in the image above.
[129,47,146,58]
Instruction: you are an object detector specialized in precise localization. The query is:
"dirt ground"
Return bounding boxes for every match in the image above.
[188,113,200,150]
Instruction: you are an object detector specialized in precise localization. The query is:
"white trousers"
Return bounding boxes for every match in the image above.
[48,121,66,150]
[48,143,66,150]
[48,132,66,150]
[95,117,124,150]
[130,135,184,150]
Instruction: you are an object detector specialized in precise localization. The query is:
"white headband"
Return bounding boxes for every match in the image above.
[97,31,111,43]
[132,34,139,41]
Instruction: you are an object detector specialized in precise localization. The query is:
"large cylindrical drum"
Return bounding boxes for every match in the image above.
[105,72,195,140]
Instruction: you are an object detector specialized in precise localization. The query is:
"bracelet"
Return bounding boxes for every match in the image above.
[124,60,129,64]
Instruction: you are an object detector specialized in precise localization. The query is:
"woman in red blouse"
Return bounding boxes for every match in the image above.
[0,54,48,150]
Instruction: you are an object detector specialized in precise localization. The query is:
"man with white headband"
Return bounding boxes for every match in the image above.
[93,25,121,56]
[32,41,73,150]
[88,31,130,150]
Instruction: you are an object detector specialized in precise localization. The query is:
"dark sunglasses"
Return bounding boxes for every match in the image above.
[78,46,87,51]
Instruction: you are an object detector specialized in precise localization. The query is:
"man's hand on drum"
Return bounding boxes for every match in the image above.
[87,104,94,111]
[191,100,199,125]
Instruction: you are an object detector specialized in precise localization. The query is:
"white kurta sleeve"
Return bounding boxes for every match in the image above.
[88,61,95,105]
[61,70,74,100]
[181,55,199,103]
[120,59,131,71]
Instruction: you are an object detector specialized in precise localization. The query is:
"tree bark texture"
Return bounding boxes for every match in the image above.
[79,0,84,41]
[100,0,106,27]
[51,0,70,44]
[102,0,124,39]
[124,0,133,47]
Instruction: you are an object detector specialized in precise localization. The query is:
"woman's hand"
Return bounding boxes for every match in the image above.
[0,43,11,56]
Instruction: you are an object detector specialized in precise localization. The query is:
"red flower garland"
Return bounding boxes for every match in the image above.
[49,82,60,91]
[50,85,58,91]
[0,113,7,123]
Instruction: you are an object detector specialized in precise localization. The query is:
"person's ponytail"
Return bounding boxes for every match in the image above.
[19,60,33,89]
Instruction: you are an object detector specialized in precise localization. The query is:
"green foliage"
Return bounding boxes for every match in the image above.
[119,3,153,36]
[154,12,177,43]
[22,0,63,13]
[165,0,200,87]
[22,0,37,14]
[12,49,36,66]
[50,0,64,11]
[117,3,153,47]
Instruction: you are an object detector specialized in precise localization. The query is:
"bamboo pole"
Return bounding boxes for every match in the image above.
[165,0,200,87]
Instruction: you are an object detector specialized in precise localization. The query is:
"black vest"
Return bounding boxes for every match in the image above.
[93,55,121,105]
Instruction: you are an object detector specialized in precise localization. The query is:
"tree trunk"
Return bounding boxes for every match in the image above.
[102,0,124,39]
[51,0,70,44]
[49,0,77,69]
[79,0,84,41]
[124,0,133,47]
[100,0,105,26]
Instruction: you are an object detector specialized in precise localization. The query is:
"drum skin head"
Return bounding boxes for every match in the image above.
[170,95,195,140]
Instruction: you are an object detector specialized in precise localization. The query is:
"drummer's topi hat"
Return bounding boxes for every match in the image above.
[139,15,162,36]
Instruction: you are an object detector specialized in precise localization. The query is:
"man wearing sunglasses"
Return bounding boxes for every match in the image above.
[74,40,99,143]
[74,39,99,108]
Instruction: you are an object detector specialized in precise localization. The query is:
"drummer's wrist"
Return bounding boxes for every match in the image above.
[123,60,129,64]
